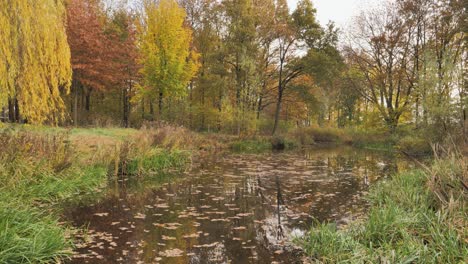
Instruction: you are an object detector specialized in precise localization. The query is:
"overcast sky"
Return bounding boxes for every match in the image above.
[287,0,382,28]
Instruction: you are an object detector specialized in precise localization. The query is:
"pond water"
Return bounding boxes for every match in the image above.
[65,147,411,264]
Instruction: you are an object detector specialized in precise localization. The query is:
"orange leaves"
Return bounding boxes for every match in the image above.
[67,0,130,92]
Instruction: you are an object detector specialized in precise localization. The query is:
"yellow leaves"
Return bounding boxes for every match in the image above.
[138,0,200,99]
[0,0,71,124]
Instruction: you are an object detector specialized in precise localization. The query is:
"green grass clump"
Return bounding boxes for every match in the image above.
[127,148,191,175]
[0,202,71,264]
[397,135,432,156]
[70,127,138,140]
[298,158,468,263]
[230,139,273,152]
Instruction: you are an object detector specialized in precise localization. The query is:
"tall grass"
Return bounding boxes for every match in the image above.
[0,126,193,263]
[298,147,467,263]
[0,202,72,264]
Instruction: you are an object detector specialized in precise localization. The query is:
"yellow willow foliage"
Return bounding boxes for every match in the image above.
[0,0,72,124]
[138,0,200,100]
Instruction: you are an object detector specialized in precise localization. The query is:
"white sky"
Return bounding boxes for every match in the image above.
[288,0,382,28]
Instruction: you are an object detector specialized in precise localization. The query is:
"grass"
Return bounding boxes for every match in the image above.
[0,125,193,263]
[298,149,468,263]
[127,148,191,175]
[229,136,298,152]
[0,203,72,264]
[230,139,273,152]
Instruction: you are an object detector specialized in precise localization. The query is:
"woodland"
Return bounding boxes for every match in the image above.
[1,0,465,140]
[0,0,467,263]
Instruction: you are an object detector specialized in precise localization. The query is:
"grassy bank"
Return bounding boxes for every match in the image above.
[0,125,191,263]
[287,126,435,155]
[298,148,467,263]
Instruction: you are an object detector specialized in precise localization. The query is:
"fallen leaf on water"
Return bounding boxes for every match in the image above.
[183,233,199,239]
[134,213,146,219]
[159,248,184,257]
[94,213,109,217]
[211,218,229,222]
[193,242,218,248]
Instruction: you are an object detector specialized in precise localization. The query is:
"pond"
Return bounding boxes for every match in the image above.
[65,146,412,264]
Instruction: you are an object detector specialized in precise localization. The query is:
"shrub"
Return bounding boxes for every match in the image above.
[230,139,272,152]
[289,126,349,145]
[397,135,432,156]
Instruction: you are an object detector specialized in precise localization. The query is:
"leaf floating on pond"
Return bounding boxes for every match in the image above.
[211,218,230,222]
[134,213,146,219]
[162,235,176,241]
[153,222,182,230]
[193,242,218,248]
[183,233,199,238]
[236,213,254,217]
[94,212,109,217]
[159,248,184,257]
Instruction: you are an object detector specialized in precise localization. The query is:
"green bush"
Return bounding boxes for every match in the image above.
[397,135,432,156]
[230,139,272,152]
[290,126,350,145]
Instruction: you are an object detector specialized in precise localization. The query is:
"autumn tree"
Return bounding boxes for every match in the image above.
[254,0,277,120]
[346,1,421,131]
[0,0,72,124]
[66,0,123,125]
[138,0,200,120]
[105,9,140,127]
[419,0,466,136]
[271,0,322,135]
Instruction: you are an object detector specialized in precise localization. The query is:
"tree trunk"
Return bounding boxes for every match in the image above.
[386,115,399,133]
[272,87,283,135]
[123,88,129,128]
[158,90,163,119]
[1,107,5,122]
[8,98,15,122]
[14,98,20,123]
[149,100,154,121]
[257,95,263,120]
[141,99,145,120]
[85,89,91,111]
[73,85,79,126]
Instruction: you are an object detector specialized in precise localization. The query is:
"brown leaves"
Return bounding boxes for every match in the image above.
[66,0,138,92]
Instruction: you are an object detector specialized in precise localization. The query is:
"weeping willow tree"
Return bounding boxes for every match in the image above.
[0,0,72,124]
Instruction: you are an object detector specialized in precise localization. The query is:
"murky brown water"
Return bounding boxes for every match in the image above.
[65,147,410,264]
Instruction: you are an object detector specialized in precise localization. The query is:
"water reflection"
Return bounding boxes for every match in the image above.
[65,146,410,263]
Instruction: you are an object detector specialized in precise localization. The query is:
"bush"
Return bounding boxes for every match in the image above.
[397,135,432,156]
[230,139,272,152]
[289,126,350,145]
